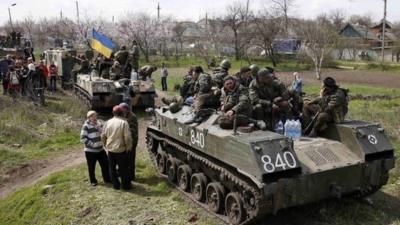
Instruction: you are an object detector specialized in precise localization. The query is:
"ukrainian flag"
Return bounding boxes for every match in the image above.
[91,29,115,58]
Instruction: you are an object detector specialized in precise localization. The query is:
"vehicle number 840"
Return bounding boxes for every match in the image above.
[261,152,297,173]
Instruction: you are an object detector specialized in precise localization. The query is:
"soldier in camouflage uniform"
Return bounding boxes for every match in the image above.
[249,69,292,130]
[120,102,139,181]
[212,59,231,88]
[180,67,197,100]
[218,76,252,129]
[193,66,214,112]
[303,77,348,137]
[115,46,131,78]
[110,61,122,80]
[250,64,259,79]
[115,46,129,66]
[233,66,253,88]
[138,65,157,81]
[185,66,216,124]
[130,40,140,72]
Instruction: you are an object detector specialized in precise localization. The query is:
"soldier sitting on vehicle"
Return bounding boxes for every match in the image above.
[249,69,292,130]
[110,61,122,81]
[302,77,348,137]
[162,67,197,106]
[212,59,231,89]
[233,66,253,88]
[138,65,157,81]
[218,76,252,129]
[185,66,217,124]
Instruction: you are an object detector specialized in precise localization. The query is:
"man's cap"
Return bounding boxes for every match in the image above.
[266,66,275,73]
[194,66,203,74]
[257,69,273,78]
[223,75,237,83]
[323,76,337,87]
[112,105,123,114]
[119,102,130,109]
[87,110,97,118]
[240,66,251,74]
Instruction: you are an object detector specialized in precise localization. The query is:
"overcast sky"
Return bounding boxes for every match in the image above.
[0,0,399,25]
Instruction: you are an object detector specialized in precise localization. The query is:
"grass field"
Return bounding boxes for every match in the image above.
[0,150,220,225]
[0,90,86,181]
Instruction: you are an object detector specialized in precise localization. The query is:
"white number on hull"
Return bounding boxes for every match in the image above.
[261,152,297,173]
[190,129,205,149]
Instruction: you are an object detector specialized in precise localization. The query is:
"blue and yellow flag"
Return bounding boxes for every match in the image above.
[91,29,115,58]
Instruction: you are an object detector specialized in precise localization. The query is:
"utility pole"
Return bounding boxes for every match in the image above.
[8,3,16,31]
[157,2,161,20]
[245,0,250,21]
[381,0,387,63]
[76,1,80,26]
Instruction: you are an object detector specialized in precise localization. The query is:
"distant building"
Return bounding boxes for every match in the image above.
[337,21,399,61]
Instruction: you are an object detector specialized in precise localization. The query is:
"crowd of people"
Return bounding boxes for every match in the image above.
[164,59,349,137]
[0,53,60,101]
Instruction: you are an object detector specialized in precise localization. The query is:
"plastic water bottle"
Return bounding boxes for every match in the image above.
[130,70,138,80]
[294,119,302,138]
[284,120,290,137]
[275,120,284,135]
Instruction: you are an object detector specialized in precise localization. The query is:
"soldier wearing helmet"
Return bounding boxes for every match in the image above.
[249,64,259,78]
[249,69,292,130]
[212,59,231,88]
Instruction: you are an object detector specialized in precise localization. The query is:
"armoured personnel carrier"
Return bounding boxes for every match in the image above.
[146,105,395,225]
[74,72,155,109]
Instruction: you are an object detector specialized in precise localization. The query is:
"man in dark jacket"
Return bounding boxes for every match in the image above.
[120,102,138,181]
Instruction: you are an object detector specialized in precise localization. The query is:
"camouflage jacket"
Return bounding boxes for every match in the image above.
[315,87,348,123]
[126,111,139,148]
[233,72,252,88]
[220,84,252,116]
[212,69,229,88]
[249,79,290,106]
[194,73,212,94]
[180,74,196,98]
[115,50,129,65]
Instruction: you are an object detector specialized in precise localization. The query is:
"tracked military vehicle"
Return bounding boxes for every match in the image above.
[146,105,395,225]
[74,72,155,109]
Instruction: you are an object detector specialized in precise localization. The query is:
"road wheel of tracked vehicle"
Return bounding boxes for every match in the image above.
[191,173,207,202]
[166,157,178,183]
[156,152,167,174]
[225,192,245,225]
[146,135,159,153]
[206,182,226,214]
[177,165,192,192]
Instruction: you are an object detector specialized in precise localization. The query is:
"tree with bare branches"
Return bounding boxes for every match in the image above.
[253,10,282,66]
[119,13,158,62]
[270,0,295,36]
[224,1,253,60]
[295,17,338,80]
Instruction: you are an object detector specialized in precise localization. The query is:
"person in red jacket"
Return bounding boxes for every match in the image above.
[48,62,59,92]
[38,60,48,88]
